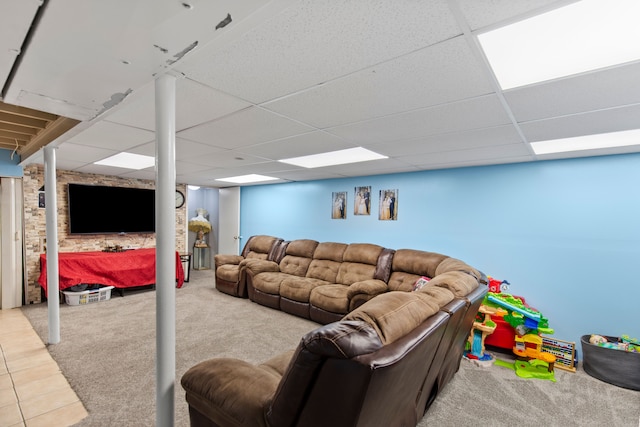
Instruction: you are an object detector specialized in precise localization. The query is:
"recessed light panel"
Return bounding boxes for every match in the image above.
[478,0,640,89]
[531,129,640,155]
[279,147,387,168]
[215,174,278,184]
[94,152,155,170]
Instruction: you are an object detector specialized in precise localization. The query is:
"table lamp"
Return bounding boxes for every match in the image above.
[188,208,212,248]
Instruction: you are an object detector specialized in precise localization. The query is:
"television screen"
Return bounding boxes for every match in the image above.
[68,183,155,234]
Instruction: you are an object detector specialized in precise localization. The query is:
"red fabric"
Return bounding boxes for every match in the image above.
[38,248,185,295]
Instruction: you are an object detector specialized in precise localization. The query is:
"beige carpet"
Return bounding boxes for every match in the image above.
[21,270,640,426]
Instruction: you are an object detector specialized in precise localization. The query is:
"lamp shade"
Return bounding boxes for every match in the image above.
[188,208,212,234]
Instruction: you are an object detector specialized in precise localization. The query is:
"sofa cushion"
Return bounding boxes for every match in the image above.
[267,320,382,427]
[181,357,280,427]
[435,257,482,281]
[309,284,350,314]
[285,239,319,258]
[344,291,440,345]
[414,285,455,308]
[387,271,419,292]
[242,235,281,258]
[252,272,293,295]
[279,255,313,277]
[343,243,383,265]
[392,249,449,279]
[216,264,241,282]
[427,270,479,297]
[306,242,347,282]
[336,262,377,285]
[280,277,331,302]
[312,241,347,262]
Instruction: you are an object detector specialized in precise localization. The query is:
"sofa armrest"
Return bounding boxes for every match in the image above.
[214,254,244,266]
[244,259,280,275]
[181,358,280,427]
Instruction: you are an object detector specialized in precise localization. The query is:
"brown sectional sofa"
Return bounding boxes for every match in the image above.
[190,236,487,426]
[182,285,486,427]
[220,237,483,325]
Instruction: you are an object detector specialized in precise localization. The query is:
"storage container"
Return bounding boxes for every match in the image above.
[62,286,114,306]
[581,334,640,391]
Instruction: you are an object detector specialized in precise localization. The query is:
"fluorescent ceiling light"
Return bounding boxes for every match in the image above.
[531,129,640,155]
[94,152,155,170]
[478,0,640,89]
[279,147,387,168]
[187,185,200,190]
[215,174,278,184]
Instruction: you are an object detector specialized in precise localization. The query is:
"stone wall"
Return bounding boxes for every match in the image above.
[23,164,187,303]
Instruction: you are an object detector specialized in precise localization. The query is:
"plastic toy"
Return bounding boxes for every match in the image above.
[485,293,554,336]
[590,334,640,352]
[463,305,497,366]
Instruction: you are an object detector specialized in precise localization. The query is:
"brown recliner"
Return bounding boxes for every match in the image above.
[214,235,283,298]
[181,291,455,427]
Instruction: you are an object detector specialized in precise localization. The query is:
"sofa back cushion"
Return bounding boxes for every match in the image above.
[435,257,483,281]
[278,239,319,277]
[427,271,479,297]
[241,235,282,260]
[344,291,441,345]
[336,243,383,285]
[306,242,347,282]
[267,320,382,427]
[387,249,448,291]
[268,291,450,427]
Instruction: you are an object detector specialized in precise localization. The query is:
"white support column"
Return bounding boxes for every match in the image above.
[155,73,177,427]
[43,146,60,344]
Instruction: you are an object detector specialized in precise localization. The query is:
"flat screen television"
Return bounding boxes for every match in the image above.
[68,183,155,234]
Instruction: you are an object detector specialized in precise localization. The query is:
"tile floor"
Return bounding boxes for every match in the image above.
[0,308,87,427]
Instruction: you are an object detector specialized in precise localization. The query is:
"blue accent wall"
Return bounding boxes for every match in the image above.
[0,149,22,177]
[240,153,640,353]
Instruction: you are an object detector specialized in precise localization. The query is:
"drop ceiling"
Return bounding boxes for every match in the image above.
[1,0,639,187]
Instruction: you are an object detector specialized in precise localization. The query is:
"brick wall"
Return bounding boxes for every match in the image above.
[23,164,187,303]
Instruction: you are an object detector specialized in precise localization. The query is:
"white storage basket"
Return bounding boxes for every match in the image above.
[62,286,114,305]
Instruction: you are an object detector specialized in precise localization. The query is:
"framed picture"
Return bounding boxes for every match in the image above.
[378,189,398,220]
[354,186,371,215]
[332,191,347,219]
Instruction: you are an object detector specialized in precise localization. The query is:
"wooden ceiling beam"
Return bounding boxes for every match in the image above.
[0,111,49,129]
[0,101,59,121]
[19,116,80,159]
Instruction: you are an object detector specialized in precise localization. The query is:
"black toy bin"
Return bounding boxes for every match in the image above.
[580,335,640,391]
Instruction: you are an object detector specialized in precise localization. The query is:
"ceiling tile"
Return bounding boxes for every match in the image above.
[177,106,314,149]
[177,0,461,104]
[66,121,154,151]
[246,131,354,159]
[56,142,118,164]
[399,143,532,167]
[263,36,495,128]
[367,125,525,157]
[506,62,640,123]
[328,94,511,144]
[457,0,563,31]
[105,78,252,131]
[520,104,640,142]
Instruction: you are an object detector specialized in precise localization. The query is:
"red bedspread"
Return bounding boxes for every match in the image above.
[38,248,184,295]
